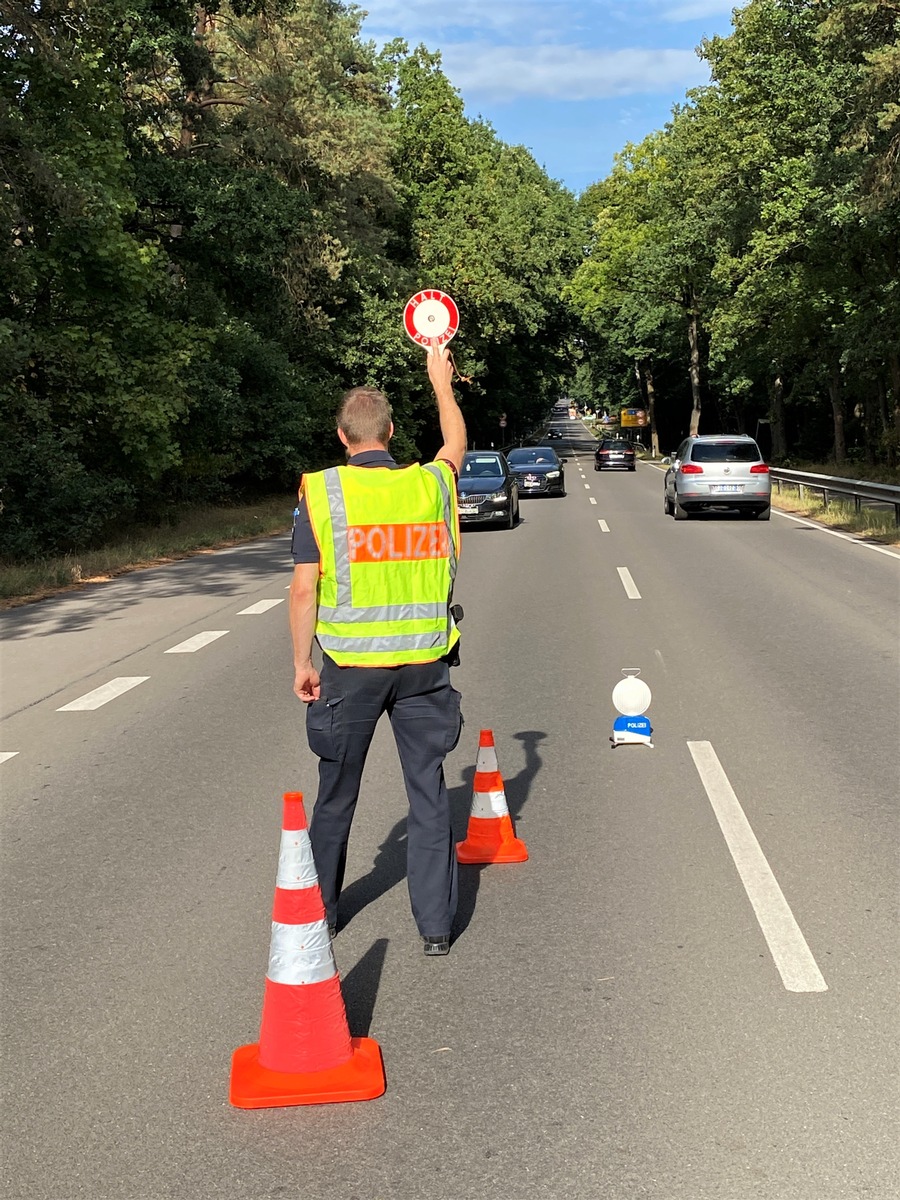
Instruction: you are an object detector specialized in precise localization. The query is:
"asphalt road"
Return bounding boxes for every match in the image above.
[2,419,898,1200]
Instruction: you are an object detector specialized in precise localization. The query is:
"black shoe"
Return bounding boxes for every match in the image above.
[423,935,450,957]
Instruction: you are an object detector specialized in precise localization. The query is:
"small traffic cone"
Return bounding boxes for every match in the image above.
[456,730,528,864]
[230,792,385,1108]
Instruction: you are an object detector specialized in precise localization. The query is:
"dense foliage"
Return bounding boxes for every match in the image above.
[568,0,900,464]
[1,1,579,559]
[5,0,898,562]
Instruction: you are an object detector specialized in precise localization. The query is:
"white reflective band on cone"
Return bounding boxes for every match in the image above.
[267,921,336,985]
[275,830,319,890]
[471,789,509,819]
[475,745,498,773]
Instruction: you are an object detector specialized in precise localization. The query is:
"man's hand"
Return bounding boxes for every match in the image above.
[289,561,320,701]
[427,340,454,396]
[294,660,321,703]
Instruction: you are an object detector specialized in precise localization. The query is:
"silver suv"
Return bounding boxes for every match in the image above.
[664,435,771,520]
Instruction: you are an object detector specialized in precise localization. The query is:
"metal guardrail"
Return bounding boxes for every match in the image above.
[770,469,900,525]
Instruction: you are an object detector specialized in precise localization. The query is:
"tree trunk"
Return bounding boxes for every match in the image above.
[864,382,878,465]
[827,365,846,466]
[889,350,900,468]
[686,290,702,437]
[178,8,212,157]
[633,359,645,403]
[769,371,787,459]
[642,358,660,456]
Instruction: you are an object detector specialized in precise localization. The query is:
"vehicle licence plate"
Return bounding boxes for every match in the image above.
[524,475,540,487]
[710,485,742,494]
[459,504,479,514]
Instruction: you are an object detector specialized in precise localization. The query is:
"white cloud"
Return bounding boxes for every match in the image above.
[358,0,550,38]
[440,43,708,101]
[662,1,737,21]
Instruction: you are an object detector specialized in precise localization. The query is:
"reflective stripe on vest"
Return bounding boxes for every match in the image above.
[317,602,446,624]
[423,462,459,580]
[303,463,460,666]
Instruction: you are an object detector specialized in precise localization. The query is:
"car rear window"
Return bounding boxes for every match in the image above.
[508,448,558,465]
[462,455,504,476]
[601,440,631,450]
[690,442,761,463]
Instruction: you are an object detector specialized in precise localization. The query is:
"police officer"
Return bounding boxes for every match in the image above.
[289,343,465,956]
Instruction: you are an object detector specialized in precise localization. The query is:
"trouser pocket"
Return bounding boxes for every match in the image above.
[444,686,463,754]
[306,696,345,762]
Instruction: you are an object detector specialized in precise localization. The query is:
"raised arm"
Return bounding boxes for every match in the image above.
[427,341,466,473]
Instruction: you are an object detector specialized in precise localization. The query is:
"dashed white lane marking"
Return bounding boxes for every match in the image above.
[58,677,150,712]
[165,631,229,654]
[590,497,598,505]
[616,567,641,599]
[599,520,610,533]
[584,484,591,490]
[0,752,19,765]
[688,741,828,994]
[238,599,285,615]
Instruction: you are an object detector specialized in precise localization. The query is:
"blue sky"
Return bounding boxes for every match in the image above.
[357,0,740,195]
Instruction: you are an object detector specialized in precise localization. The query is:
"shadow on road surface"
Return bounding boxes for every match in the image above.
[451,728,546,942]
[341,937,389,1036]
[335,730,547,945]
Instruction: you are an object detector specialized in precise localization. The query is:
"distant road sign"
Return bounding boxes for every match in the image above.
[621,409,648,428]
[403,290,459,347]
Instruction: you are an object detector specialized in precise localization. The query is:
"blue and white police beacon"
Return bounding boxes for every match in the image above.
[610,669,653,749]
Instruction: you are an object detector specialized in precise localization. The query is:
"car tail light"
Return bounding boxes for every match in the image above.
[750,464,770,474]
[680,463,703,474]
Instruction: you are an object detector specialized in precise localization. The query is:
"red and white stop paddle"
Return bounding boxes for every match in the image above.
[403,290,459,348]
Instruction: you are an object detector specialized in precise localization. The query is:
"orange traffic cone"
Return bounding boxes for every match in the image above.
[230,792,385,1108]
[456,730,528,864]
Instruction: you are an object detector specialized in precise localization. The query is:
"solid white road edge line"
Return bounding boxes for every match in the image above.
[0,752,19,765]
[238,599,285,615]
[599,520,610,532]
[687,740,828,994]
[774,509,900,559]
[649,463,899,559]
[165,631,230,654]
[617,567,641,599]
[57,677,150,712]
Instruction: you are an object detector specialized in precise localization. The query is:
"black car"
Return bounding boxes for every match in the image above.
[506,447,566,496]
[457,451,520,528]
[595,438,636,471]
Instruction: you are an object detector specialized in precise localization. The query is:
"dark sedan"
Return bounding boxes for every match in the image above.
[457,451,520,528]
[506,447,566,496]
[595,438,636,471]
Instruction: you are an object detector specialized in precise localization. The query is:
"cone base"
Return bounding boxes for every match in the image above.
[456,837,528,865]
[229,1037,385,1109]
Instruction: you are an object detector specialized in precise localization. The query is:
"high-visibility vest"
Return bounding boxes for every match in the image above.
[301,461,461,667]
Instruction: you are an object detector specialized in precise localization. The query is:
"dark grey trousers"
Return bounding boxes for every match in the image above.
[306,654,462,938]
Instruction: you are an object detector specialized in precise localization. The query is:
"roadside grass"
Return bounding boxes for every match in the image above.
[769,488,900,545]
[0,496,294,607]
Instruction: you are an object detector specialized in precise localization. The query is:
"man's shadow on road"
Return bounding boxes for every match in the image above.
[336,730,546,943]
